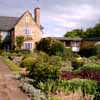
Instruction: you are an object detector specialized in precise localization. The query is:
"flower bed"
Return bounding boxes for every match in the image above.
[79,70,100,82]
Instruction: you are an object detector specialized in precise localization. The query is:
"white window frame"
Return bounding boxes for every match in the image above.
[23,27,32,35]
[23,42,33,50]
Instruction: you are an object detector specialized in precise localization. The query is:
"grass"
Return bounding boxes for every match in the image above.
[0,56,21,74]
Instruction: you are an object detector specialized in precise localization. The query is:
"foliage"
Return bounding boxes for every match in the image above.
[16,36,24,49]
[61,48,72,60]
[71,56,84,70]
[79,70,100,81]
[89,56,97,62]
[29,55,62,82]
[20,57,36,70]
[79,47,96,57]
[19,77,50,100]
[95,44,100,54]
[39,79,97,95]
[93,83,100,100]
[0,56,21,74]
[36,38,65,56]
[61,71,77,80]
[64,23,100,38]
[78,64,100,72]
[64,29,83,38]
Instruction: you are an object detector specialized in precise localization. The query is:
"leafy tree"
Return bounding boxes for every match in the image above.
[36,37,65,56]
[64,22,100,38]
[64,29,83,38]
[16,36,24,49]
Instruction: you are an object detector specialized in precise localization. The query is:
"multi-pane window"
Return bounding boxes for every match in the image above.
[26,15,30,24]
[24,42,32,50]
[23,27,32,35]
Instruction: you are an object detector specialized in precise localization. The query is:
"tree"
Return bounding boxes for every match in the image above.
[16,36,24,49]
[36,37,65,56]
[64,29,84,38]
[64,22,100,38]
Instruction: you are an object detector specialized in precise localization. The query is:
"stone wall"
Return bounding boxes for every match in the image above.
[14,11,42,49]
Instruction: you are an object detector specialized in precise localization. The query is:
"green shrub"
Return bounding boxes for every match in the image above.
[93,83,100,100]
[29,55,62,82]
[89,56,97,61]
[61,48,72,60]
[95,44,100,54]
[78,64,100,72]
[29,61,61,82]
[20,57,36,70]
[79,47,96,57]
[36,38,65,56]
[39,78,97,95]
[72,57,84,70]
[16,36,24,49]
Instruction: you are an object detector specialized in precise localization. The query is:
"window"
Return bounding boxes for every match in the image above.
[24,42,32,50]
[23,27,32,35]
[26,15,30,24]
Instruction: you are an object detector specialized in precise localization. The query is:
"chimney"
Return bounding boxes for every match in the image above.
[34,7,40,26]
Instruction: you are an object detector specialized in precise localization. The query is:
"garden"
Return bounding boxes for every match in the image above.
[0,37,100,100]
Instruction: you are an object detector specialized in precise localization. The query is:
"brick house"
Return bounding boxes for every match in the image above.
[0,7,42,50]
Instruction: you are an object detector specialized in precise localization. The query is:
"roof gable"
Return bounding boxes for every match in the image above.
[0,10,39,31]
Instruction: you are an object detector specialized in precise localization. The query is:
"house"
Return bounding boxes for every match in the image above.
[47,37,82,52]
[48,37,100,52]
[0,7,42,50]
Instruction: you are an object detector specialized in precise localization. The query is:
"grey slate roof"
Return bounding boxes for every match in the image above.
[0,16,19,31]
[45,37,82,41]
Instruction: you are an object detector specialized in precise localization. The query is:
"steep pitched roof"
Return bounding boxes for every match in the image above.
[0,10,37,31]
[0,16,19,31]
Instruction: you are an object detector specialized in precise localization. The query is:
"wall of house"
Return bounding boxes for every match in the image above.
[14,11,42,49]
[80,40,98,48]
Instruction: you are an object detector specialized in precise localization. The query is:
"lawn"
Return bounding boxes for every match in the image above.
[0,56,21,74]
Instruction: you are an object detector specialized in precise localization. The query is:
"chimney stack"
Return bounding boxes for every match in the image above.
[34,7,40,26]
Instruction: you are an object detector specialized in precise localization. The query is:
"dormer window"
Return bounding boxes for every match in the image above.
[26,15,30,24]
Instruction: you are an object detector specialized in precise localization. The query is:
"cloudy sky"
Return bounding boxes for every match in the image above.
[0,0,100,37]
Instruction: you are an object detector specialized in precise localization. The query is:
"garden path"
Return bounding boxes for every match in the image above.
[0,60,30,100]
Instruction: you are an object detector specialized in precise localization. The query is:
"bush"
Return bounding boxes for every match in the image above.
[95,44,100,54]
[29,55,62,82]
[36,38,65,56]
[29,62,61,82]
[89,56,97,62]
[93,83,100,100]
[72,57,84,70]
[39,78,97,95]
[20,57,36,70]
[61,48,72,60]
[79,70,100,81]
[79,47,96,57]
[16,36,24,49]
[78,64,100,72]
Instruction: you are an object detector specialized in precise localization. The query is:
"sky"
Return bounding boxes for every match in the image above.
[0,0,100,37]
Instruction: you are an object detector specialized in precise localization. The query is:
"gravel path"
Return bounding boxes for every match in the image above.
[0,60,30,100]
